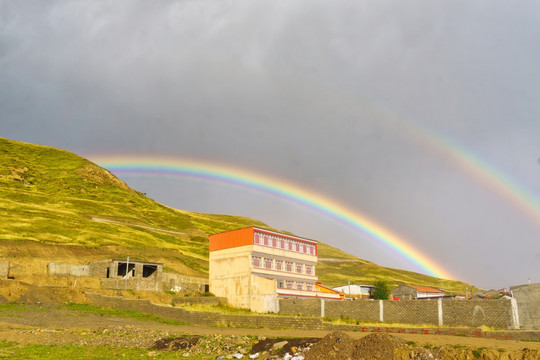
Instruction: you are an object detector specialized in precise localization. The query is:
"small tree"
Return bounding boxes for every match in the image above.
[372,278,391,300]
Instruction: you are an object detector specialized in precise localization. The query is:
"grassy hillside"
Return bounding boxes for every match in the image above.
[0,137,475,293]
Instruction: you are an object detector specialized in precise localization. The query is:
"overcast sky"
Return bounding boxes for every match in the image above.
[2,0,540,289]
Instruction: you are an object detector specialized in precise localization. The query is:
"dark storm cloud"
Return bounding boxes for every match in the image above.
[2,0,540,288]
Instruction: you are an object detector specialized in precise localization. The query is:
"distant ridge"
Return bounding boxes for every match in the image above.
[0,137,476,293]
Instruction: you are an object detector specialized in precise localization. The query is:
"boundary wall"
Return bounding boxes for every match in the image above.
[84,293,539,341]
[279,298,516,329]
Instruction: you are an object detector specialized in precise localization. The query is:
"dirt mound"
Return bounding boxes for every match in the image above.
[305,332,540,360]
[0,280,89,305]
[304,331,355,360]
[352,333,405,360]
[305,332,405,360]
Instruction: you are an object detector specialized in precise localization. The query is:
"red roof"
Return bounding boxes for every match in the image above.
[408,285,444,293]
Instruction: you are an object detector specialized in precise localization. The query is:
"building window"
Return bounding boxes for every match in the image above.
[305,265,313,275]
[277,280,284,288]
[295,243,300,252]
[272,237,276,247]
[264,236,269,246]
[296,263,303,273]
[307,283,313,292]
[297,282,304,290]
[264,258,273,269]
[303,245,307,253]
[285,262,293,272]
[251,256,261,268]
[275,260,283,271]
[286,280,293,289]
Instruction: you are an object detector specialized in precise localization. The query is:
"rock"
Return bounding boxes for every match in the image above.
[272,341,288,350]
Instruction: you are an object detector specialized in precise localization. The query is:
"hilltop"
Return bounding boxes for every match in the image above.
[0,137,475,293]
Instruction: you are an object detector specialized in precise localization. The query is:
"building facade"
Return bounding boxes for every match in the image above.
[209,227,340,313]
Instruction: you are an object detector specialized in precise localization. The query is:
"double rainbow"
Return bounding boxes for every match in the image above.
[90,155,454,280]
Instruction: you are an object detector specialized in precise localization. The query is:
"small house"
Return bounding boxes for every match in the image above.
[392,284,445,300]
[332,284,374,299]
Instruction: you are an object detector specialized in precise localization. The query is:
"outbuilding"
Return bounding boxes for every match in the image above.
[392,284,445,300]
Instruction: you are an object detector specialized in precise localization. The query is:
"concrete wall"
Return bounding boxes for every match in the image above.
[279,298,516,329]
[48,263,90,276]
[511,283,540,330]
[88,261,111,278]
[209,246,252,308]
[0,262,9,279]
[210,246,278,312]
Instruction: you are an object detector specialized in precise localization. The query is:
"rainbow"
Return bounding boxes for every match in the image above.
[89,155,454,280]
[420,130,540,227]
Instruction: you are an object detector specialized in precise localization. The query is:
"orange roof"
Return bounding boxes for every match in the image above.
[209,226,318,252]
[408,285,444,293]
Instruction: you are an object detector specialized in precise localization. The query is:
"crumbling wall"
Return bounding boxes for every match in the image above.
[163,272,209,293]
[100,277,163,291]
[88,260,111,278]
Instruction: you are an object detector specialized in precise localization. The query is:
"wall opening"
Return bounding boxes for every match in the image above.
[142,265,157,278]
[117,262,135,277]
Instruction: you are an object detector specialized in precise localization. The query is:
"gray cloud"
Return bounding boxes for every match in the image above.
[2,0,540,288]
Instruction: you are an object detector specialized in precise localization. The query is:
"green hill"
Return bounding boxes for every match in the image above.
[0,137,475,293]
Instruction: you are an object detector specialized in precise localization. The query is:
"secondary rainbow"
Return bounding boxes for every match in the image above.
[90,155,453,280]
